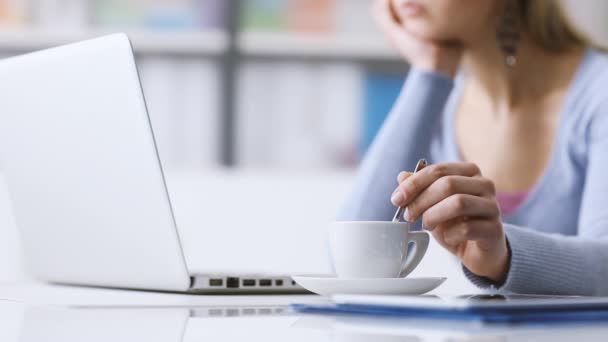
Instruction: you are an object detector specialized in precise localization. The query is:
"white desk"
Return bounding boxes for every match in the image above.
[2,282,608,342]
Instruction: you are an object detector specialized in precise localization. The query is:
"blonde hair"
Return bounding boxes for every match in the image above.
[516,0,590,51]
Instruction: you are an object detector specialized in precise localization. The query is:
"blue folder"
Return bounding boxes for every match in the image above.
[292,302,608,324]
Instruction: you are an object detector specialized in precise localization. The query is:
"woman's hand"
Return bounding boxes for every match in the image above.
[391,162,510,283]
[372,0,463,78]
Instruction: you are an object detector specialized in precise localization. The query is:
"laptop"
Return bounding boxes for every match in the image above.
[0,34,306,294]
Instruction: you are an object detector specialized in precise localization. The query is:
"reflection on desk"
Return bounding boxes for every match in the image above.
[3,301,608,342]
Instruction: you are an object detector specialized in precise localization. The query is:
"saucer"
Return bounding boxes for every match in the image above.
[292,275,446,297]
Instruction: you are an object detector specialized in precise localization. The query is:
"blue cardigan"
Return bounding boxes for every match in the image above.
[339,48,608,295]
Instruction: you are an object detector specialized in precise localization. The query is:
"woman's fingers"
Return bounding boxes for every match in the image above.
[397,171,412,183]
[429,224,455,252]
[442,219,501,246]
[392,172,412,200]
[392,162,481,207]
[406,176,495,221]
[430,219,501,256]
[421,194,500,229]
[372,0,401,32]
[372,0,420,59]
[432,218,508,281]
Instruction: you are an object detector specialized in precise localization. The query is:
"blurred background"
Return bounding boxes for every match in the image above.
[1,0,605,171]
[0,0,406,171]
[0,0,607,292]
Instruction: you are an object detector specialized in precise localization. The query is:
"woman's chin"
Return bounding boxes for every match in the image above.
[404,22,456,42]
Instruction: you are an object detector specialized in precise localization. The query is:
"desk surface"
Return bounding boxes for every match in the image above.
[2,282,608,342]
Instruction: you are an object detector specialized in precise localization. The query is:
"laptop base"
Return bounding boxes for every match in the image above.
[189,275,312,294]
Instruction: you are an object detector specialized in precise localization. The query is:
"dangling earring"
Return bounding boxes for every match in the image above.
[496,0,521,67]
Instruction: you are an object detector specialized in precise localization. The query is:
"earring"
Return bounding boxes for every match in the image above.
[496,0,521,67]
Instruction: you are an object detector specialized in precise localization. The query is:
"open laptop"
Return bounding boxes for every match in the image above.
[0,34,306,294]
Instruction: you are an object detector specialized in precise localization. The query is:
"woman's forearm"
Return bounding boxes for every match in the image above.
[464,103,608,295]
[464,224,608,295]
[338,69,454,221]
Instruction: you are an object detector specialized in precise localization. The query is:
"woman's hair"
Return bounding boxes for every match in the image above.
[516,0,591,51]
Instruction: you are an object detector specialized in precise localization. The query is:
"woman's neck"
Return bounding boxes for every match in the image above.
[461,35,585,116]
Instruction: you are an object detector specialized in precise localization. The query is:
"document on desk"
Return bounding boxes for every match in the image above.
[292,294,608,324]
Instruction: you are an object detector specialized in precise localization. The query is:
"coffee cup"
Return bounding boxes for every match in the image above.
[329,221,429,278]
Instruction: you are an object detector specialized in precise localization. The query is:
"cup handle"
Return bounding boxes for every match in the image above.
[398,231,429,278]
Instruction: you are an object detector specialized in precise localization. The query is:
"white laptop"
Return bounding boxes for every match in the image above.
[0,34,307,294]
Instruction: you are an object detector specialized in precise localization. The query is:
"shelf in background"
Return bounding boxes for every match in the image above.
[0,29,403,61]
[238,31,401,61]
[0,28,228,55]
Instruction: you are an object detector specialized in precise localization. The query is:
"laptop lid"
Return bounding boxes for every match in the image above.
[0,34,191,292]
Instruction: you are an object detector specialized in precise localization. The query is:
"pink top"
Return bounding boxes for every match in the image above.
[496,191,530,217]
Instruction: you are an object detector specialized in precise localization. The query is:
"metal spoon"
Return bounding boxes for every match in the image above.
[392,159,427,222]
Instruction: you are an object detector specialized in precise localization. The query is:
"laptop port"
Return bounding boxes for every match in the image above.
[209,309,223,316]
[258,308,272,315]
[275,279,284,286]
[226,277,240,288]
[243,279,256,287]
[259,279,272,287]
[209,278,223,287]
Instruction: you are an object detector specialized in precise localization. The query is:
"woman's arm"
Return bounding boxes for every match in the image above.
[464,224,608,295]
[464,102,608,295]
[337,69,454,221]
[338,0,463,221]
[388,100,608,295]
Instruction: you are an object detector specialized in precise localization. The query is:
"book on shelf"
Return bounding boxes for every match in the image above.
[361,70,405,154]
[198,0,226,30]
[139,57,183,168]
[0,0,27,26]
[270,62,331,167]
[240,0,287,32]
[240,0,382,38]
[33,0,89,28]
[1,0,225,31]
[177,59,220,168]
[143,1,198,30]
[237,64,346,169]
[286,0,333,33]
[139,57,220,169]
[236,62,405,169]
[333,0,378,35]
[316,63,362,166]
[94,0,218,31]
[236,61,277,166]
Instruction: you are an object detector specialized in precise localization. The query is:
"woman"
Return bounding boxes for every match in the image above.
[339,0,608,295]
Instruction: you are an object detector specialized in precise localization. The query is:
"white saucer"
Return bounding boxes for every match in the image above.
[292,275,446,297]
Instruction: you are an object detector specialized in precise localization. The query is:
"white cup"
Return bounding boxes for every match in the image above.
[329,221,429,279]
